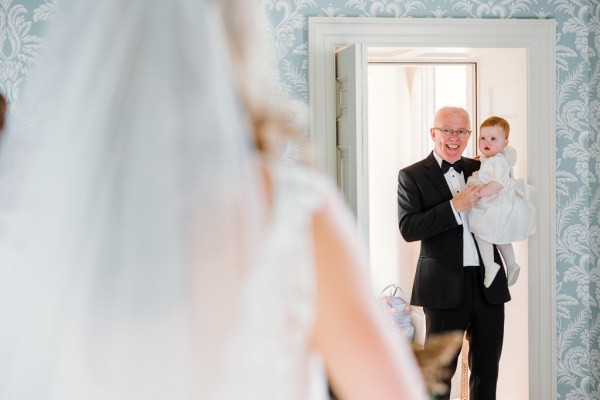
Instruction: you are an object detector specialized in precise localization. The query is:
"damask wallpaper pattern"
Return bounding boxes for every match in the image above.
[0,0,598,398]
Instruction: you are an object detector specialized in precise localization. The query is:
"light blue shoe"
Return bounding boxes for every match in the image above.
[507,263,521,286]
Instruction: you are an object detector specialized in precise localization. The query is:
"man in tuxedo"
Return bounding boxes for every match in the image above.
[397,106,511,399]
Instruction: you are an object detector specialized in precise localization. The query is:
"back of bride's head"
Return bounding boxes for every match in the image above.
[216,0,304,157]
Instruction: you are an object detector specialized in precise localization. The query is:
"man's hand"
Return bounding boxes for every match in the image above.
[452,185,480,212]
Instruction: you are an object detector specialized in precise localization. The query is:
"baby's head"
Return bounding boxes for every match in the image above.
[479,116,509,158]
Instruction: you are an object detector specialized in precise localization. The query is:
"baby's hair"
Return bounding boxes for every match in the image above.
[480,116,510,139]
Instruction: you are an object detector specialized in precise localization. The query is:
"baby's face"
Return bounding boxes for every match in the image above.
[479,126,508,158]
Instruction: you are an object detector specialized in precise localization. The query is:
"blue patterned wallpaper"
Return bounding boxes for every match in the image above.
[0,0,598,398]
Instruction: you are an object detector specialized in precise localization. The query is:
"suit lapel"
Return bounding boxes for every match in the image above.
[423,152,453,200]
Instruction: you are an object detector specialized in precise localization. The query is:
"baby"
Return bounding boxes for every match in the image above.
[467,116,536,288]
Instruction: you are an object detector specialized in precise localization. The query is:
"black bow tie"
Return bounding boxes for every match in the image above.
[441,159,464,174]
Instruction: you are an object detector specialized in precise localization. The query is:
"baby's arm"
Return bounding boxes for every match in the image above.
[478,181,503,198]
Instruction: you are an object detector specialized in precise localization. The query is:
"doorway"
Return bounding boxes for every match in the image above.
[308,17,556,400]
[364,49,528,399]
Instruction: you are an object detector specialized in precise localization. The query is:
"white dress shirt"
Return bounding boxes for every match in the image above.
[433,152,480,267]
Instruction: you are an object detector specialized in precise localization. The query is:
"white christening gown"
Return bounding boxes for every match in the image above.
[467,146,536,244]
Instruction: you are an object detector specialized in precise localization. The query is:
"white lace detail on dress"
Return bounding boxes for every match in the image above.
[216,165,331,400]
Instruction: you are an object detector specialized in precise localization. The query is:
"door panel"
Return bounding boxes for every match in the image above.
[335,44,369,236]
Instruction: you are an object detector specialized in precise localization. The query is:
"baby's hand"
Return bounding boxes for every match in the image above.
[452,185,480,212]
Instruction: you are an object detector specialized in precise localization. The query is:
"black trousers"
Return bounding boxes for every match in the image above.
[425,266,504,400]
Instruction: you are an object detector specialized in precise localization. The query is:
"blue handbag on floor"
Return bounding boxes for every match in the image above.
[378,284,415,340]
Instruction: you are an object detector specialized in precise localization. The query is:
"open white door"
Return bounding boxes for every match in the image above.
[335,44,369,236]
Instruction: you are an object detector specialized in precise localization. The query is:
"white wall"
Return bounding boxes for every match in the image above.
[367,64,420,297]
[477,48,529,400]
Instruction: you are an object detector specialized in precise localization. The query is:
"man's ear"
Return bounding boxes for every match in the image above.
[430,128,436,140]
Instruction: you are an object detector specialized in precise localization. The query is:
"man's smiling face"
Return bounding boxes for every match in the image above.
[430,108,471,163]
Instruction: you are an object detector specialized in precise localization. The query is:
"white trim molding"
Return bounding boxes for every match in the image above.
[308,17,556,400]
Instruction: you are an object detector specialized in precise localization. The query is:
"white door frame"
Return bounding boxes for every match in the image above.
[308,17,556,400]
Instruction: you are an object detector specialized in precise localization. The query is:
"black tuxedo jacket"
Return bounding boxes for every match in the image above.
[397,152,511,309]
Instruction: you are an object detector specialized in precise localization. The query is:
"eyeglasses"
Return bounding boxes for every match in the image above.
[433,127,471,136]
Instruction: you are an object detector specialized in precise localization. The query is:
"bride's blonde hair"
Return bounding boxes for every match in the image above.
[216,0,302,157]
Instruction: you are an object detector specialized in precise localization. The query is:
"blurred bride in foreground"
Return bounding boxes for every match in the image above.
[0,0,426,399]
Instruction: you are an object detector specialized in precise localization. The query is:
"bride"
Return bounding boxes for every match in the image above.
[0,0,426,399]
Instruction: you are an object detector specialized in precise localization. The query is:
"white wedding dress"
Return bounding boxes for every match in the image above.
[216,164,331,400]
[0,165,333,400]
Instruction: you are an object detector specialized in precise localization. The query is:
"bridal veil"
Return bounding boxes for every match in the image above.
[0,0,266,398]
